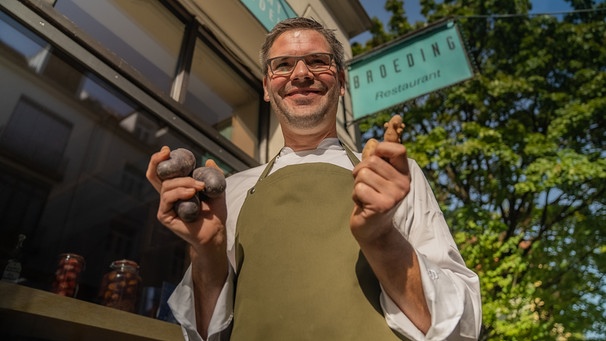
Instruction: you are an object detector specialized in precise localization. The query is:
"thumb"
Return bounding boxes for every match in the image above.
[205,159,224,174]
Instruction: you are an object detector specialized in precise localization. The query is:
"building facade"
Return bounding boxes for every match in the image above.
[0,0,370,334]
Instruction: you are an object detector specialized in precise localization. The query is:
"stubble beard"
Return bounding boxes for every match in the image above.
[278,105,328,129]
[271,91,338,130]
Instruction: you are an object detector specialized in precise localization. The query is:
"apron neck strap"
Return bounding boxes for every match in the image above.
[341,141,360,166]
[258,140,360,181]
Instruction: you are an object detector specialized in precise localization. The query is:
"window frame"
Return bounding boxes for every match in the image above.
[2,0,263,171]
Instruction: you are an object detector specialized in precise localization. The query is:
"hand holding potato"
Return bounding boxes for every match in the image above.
[156,148,200,222]
[351,116,410,242]
[361,115,405,159]
[152,148,226,222]
[146,147,228,251]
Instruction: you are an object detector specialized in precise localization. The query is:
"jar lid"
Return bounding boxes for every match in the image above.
[58,253,85,263]
[110,259,139,269]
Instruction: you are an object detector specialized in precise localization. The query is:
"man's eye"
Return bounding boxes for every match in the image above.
[307,56,329,67]
[274,59,294,70]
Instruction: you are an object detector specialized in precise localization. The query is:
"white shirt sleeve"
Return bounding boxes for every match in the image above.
[382,159,482,340]
[168,265,235,341]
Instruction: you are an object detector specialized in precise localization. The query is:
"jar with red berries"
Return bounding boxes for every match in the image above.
[51,253,85,297]
[98,259,141,312]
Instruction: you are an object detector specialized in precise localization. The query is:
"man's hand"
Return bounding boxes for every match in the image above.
[350,141,411,241]
[146,147,228,338]
[350,141,431,334]
[146,147,228,250]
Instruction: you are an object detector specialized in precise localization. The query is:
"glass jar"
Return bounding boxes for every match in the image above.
[51,253,85,297]
[98,259,141,312]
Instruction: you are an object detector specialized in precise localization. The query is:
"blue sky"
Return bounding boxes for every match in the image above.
[351,0,575,43]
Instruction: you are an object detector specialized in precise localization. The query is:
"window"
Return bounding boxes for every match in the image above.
[53,0,263,159]
[1,97,71,173]
[54,0,184,95]
[0,9,236,316]
[185,38,261,158]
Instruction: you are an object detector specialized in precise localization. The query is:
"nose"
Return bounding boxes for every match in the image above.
[291,59,313,79]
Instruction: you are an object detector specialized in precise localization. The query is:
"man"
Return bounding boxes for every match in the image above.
[147,17,481,341]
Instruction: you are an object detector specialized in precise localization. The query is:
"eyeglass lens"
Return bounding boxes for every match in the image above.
[269,53,332,75]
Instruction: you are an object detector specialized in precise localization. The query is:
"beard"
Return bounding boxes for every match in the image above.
[273,102,329,129]
[270,85,340,130]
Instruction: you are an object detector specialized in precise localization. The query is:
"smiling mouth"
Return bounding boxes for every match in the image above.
[289,91,317,96]
[286,88,322,97]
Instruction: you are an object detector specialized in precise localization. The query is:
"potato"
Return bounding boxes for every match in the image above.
[361,116,405,160]
[362,138,379,160]
[156,148,200,221]
[383,115,405,143]
[175,196,201,223]
[192,166,226,199]
[156,148,196,180]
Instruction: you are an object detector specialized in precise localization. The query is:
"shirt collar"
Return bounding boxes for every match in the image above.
[279,138,342,157]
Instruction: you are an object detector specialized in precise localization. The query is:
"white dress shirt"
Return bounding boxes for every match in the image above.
[168,138,482,341]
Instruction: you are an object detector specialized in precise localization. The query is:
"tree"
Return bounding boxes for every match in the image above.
[353,0,606,339]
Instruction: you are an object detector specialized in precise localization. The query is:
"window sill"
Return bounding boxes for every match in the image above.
[0,281,182,340]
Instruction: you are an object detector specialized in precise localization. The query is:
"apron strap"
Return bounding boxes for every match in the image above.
[258,141,360,183]
[341,141,361,166]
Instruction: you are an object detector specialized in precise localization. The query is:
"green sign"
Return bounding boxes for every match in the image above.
[347,20,474,120]
[240,0,297,31]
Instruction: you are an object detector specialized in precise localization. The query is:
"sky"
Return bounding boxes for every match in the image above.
[351,0,576,43]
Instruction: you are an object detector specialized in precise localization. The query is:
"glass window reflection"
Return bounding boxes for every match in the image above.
[186,39,261,159]
[0,8,232,319]
[54,0,184,95]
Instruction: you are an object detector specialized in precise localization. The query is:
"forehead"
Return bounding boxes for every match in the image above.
[268,29,331,57]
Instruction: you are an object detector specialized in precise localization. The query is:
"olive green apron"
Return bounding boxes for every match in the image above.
[231,147,405,340]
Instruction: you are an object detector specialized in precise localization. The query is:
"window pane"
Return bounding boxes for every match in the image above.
[54,0,184,94]
[185,39,261,159]
[0,9,232,318]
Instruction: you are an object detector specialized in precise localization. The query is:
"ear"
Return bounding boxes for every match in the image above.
[262,76,270,102]
[338,70,346,96]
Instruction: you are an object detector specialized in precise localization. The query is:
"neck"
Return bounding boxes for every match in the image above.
[282,128,337,151]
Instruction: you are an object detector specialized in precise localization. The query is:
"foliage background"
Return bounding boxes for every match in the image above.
[351,0,606,339]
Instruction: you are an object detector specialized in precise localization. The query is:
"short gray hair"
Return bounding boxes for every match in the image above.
[260,17,345,75]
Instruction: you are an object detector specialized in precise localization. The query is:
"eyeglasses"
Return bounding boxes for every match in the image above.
[267,53,334,76]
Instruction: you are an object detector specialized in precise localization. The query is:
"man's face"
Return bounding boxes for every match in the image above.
[263,29,345,132]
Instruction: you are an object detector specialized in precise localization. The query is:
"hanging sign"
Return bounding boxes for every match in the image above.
[240,0,297,31]
[347,20,474,120]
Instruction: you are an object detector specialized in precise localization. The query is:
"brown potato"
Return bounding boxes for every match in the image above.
[383,115,405,143]
[362,138,379,160]
[361,116,405,160]
[192,166,226,199]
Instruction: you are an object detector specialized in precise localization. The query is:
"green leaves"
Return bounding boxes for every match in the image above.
[355,0,606,339]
